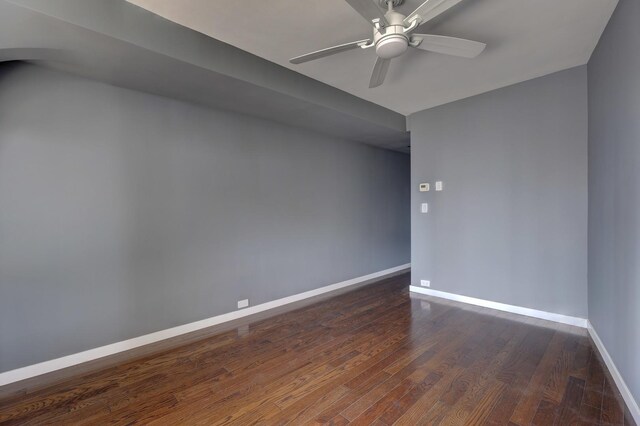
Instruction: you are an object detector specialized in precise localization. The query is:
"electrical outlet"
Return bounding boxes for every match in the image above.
[420,280,431,287]
[435,181,443,191]
[237,299,249,309]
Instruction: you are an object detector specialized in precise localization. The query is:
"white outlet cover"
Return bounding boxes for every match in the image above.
[435,181,443,191]
[421,280,431,287]
[421,203,428,213]
[237,299,249,309]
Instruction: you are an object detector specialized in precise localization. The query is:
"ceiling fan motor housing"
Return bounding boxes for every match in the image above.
[374,10,409,59]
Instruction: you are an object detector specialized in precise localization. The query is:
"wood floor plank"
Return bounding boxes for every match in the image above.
[556,376,586,426]
[483,325,556,425]
[326,414,350,425]
[437,322,522,425]
[532,399,559,426]
[377,371,442,424]
[578,401,602,426]
[393,366,466,425]
[461,380,507,425]
[542,333,581,404]
[314,370,392,423]
[348,378,415,425]
[571,339,592,380]
[601,376,625,425]
[509,331,569,425]
[258,384,350,425]
[0,272,633,425]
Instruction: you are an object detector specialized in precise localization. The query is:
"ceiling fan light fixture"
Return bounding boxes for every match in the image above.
[375,34,408,59]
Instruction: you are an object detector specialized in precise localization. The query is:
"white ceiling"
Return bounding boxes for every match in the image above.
[127,0,617,115]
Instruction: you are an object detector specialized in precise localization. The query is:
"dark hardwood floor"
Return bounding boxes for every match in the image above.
[0,273,635,425]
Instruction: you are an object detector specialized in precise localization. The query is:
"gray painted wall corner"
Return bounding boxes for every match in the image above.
[407,66,588,318]
[587,0,640,407]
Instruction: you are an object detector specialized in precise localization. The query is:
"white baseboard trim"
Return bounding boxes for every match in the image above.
[587,321,640,425]
[409,286,588,328]
[0,264,410,387]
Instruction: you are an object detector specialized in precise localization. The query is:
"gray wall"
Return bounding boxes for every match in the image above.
[0,62,410,373]
[407,66,588,318]
[588,0,640,406]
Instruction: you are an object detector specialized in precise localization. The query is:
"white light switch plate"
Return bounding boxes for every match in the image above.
[435,181,443,191]
[237,299,249,309]
[421,203,428,213]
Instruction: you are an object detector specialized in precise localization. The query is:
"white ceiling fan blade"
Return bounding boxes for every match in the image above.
[344,0,388,26]
[290,39,371,64]
[369,57,391,88]
[412,34,486,58]
[404,0,465,26]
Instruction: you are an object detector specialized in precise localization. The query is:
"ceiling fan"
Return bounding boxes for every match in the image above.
[289,0,486,88]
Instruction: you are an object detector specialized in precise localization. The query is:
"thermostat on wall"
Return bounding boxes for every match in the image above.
[419,183,430,192]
